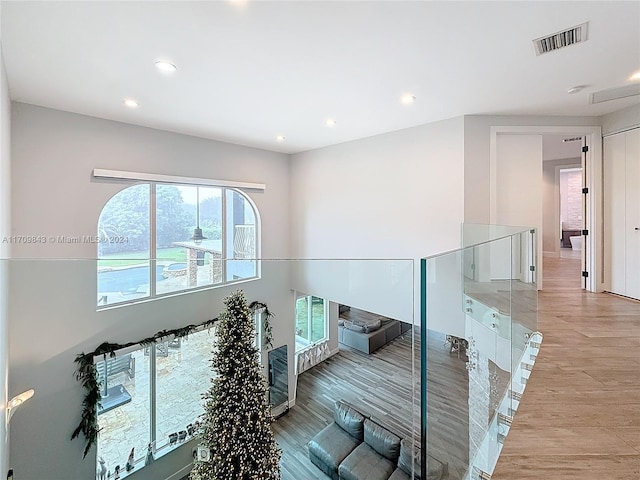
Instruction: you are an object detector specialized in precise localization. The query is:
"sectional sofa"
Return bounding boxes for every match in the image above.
[338,317,411,354]
[308,400,447,480]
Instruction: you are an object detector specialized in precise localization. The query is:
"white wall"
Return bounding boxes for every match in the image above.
[493,134,543,281]
[290,116,465,325]
[0,23,11,480]
[463,115,602,225]
[9,104,292,480]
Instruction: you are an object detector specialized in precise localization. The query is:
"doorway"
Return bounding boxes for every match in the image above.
[490,126,603,292]
[542,134,585,289]
[558,167,584,259]
[557,164,584,289]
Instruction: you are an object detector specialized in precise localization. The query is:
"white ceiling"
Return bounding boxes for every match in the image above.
[1,1,639,154]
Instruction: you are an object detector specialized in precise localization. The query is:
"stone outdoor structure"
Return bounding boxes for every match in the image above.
[173,240,223,287]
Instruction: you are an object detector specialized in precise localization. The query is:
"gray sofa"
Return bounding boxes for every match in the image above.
[308,401,447,480]
[338,318,411,354]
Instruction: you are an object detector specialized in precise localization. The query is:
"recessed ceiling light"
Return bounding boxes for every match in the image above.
[276,135,286,142]
[123,98,139,108]
[325,119,337,127]
[567,85,586,94]
[401,94,416,105]
[155,61,177,73]
[630,71,640,81]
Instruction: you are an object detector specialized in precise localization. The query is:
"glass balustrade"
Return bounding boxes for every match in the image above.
[4,227,540,480]
[421,226,541,479]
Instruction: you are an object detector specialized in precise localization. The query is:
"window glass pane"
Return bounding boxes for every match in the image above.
[97,184,150,306]
[97,347,150,475]
[155,330,213,455]
[156,185,223,295]
[310,297,326,342]
[98,182,260,308]
[225,189,257,281]
[295,297,310,349]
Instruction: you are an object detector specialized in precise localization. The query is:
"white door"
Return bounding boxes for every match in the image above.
[494,134,543,285]
[625,129,640,299]
[604,133,626,295]
[603,128,640,300]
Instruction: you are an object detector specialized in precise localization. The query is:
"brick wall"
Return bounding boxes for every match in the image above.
[561,170,582,230]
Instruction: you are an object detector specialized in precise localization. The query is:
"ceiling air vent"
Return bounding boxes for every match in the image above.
[533,22,588,56]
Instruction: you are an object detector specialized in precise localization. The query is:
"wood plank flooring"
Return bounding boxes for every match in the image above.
[273,320,472,480]
[492,255,640,479]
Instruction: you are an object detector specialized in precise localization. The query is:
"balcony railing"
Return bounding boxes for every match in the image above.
[420,225,541,479]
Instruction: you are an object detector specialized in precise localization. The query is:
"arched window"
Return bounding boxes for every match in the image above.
[97,183,259,307]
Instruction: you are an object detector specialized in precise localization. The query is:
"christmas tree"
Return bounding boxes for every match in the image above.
[190,290,281,480]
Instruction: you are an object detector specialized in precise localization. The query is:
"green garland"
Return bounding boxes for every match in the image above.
[251,300,275,351]
[72,301,272,458]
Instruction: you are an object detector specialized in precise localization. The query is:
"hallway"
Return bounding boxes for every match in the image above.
[492,255,640,479]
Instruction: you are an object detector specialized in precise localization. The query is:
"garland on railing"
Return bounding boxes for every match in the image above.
[71,301,272,458]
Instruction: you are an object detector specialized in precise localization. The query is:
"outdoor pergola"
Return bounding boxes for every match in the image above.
[172,239,223,287]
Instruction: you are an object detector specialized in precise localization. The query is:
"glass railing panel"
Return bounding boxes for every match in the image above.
[6,257,418,480]
[463,235,514,479]
[421,225,539,480]
[288,258,421,478]
[5,241,535,480]
[509,229,539,419]
[462,237,513,339]
[422,249,472,479]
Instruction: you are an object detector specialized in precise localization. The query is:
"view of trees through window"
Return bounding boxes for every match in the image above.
[295,296,326,352]
[97,183,258,306]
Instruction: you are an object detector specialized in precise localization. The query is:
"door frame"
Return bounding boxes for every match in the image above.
[489,125,603,292]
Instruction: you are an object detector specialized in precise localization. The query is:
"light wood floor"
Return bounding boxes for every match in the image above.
[492,255,640,479]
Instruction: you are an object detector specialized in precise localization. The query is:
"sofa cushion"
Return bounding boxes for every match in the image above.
[364,419,401,462]
[397,439,419,477]
[343,321,365,333]
[334,401,366,441]
[308,422,361,480]
[338,443,396,480]
[388,469,411,480]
